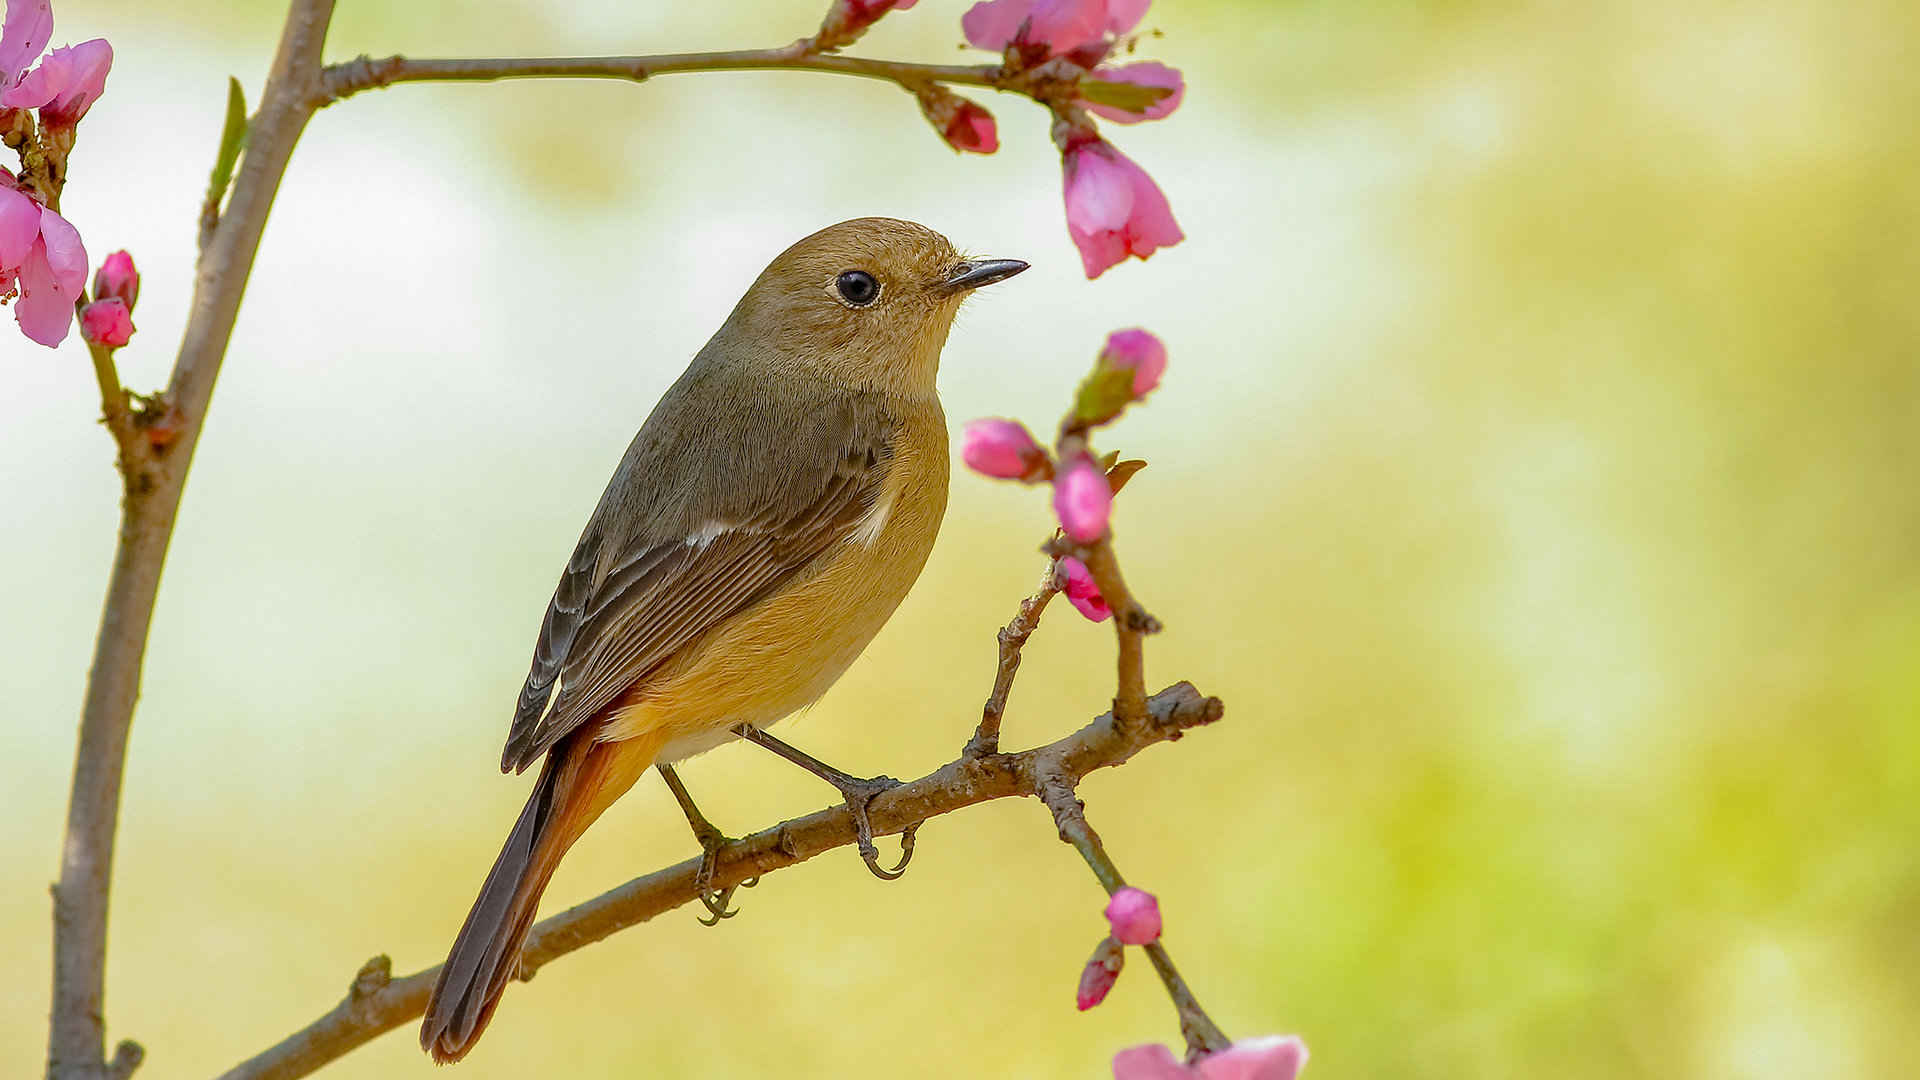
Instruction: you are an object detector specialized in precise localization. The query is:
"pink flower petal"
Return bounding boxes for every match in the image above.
[1082,60,1185,123]
[0,0,52,86]
[1061,139,1183,278]
[1064,141,1136,234]
[3,37,112,123]
[1052,456,1113,542]
[36,204,86,293]
[1059,556,1111,622]
[1195,1036,1310,1080]
[1104,0,1152,35]
[1113,1044,1190,1080]
[13,234,73,345]
[0,183,38,268]
[963,0,1106,55]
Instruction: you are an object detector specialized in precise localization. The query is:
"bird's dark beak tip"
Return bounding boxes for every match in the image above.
[943,258,1030,292]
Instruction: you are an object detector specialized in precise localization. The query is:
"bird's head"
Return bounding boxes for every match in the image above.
[727,217,1028,398]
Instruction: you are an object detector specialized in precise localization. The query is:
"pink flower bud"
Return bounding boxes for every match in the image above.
[1061,136,1184,279]
[818,0,919,48]
[1052,456,1113,542]
[1059,556,1111,622]
[1103,886,1161,945]
[1101,328,1166,397]
[1077,935,1125,1011]
[1079,61,1184,123]
[917,86,999,155]
[93,248,137,310]
[3,38,112,127]
[962,417,1047,480]
[79,297,131,347]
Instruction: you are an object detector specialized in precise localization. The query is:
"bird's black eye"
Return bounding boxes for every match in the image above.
[835,270,880,307]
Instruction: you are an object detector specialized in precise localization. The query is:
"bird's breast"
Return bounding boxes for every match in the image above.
[603,404,948,755]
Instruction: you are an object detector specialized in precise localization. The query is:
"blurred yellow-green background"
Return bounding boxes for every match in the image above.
[6,0,1919,1076]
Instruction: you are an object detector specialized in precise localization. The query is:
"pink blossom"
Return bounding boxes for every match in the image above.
[0,184,85,346]
[1077,935,1125,1010]
[1052,455,1113,542]
[1113,1037,1310,1080]
[79,296,129,346]
[93,248,136,309]
[1102,328,1166,397]
[961,417,1046,480]
[1103,886,1161,945]
[1061,137,1183,279]
[962,0,1149,57]
[1081,60,1184,123]
[0,0,52,91]
[1059,556,1110,622]
[2,37,110,125]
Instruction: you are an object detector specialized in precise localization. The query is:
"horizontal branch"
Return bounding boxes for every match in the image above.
[317,47,1017,108]
[216,682,1222,1080]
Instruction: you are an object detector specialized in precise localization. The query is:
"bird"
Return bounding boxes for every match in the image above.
[419,217,1028,1063]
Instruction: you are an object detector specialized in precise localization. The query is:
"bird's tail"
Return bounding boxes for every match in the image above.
[420,727,662,1064]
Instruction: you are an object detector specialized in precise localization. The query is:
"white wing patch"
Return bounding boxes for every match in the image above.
[847,489,895,549]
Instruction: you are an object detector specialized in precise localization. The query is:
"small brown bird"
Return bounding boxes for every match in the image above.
[420,218,1026,1062]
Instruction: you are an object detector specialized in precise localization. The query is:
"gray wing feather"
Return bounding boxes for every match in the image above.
[500,360,894,773]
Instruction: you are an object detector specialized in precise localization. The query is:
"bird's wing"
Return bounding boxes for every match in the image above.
[499,372,895,773]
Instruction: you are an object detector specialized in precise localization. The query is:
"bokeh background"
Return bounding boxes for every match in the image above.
[6,0,1918,1076]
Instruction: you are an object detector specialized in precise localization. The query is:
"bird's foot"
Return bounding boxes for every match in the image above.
[827,773,918,881]
[689,821,759,926]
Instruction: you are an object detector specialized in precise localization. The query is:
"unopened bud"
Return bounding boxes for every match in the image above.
[962,417,1049,481]
[1052,455,1113,543]
[93,249,138,311]
[916,85,999,154]
[1077,935,1125,1011]
[79,298,132,348]
[1103,887,1161,945]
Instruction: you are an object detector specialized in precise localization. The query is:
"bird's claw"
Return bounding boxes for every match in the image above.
[690,823,756,927]
[833,774,916,881]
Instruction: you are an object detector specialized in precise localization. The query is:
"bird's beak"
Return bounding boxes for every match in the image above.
[939,258,1030,293]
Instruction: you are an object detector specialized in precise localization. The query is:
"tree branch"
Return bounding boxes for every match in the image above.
[47,3,339,1078]
[965,559,1062,758]
[215,682,1223,1080]
[315,47,1020,108]
[1036,767,1232,1059]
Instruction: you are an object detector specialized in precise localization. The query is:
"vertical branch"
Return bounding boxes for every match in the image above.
[47,3,338,1078]
[965,559,1062,757]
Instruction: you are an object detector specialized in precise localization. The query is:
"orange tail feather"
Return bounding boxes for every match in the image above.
[421,729,660,1064]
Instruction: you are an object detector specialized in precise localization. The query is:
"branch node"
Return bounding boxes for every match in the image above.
[106,1039,145,1080]
[348,955,391,1000]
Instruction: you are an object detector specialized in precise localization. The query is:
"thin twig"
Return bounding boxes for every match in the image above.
[1035,766,1232,1059]
[47,3,340,1078]
[215,683,1223,1080]
[965,559,1063,758]
[314,48,1025,108]
[1077,539,1159,731]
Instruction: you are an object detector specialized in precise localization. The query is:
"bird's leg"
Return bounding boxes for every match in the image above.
[730,724,918,881]
[656,764,758,925]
